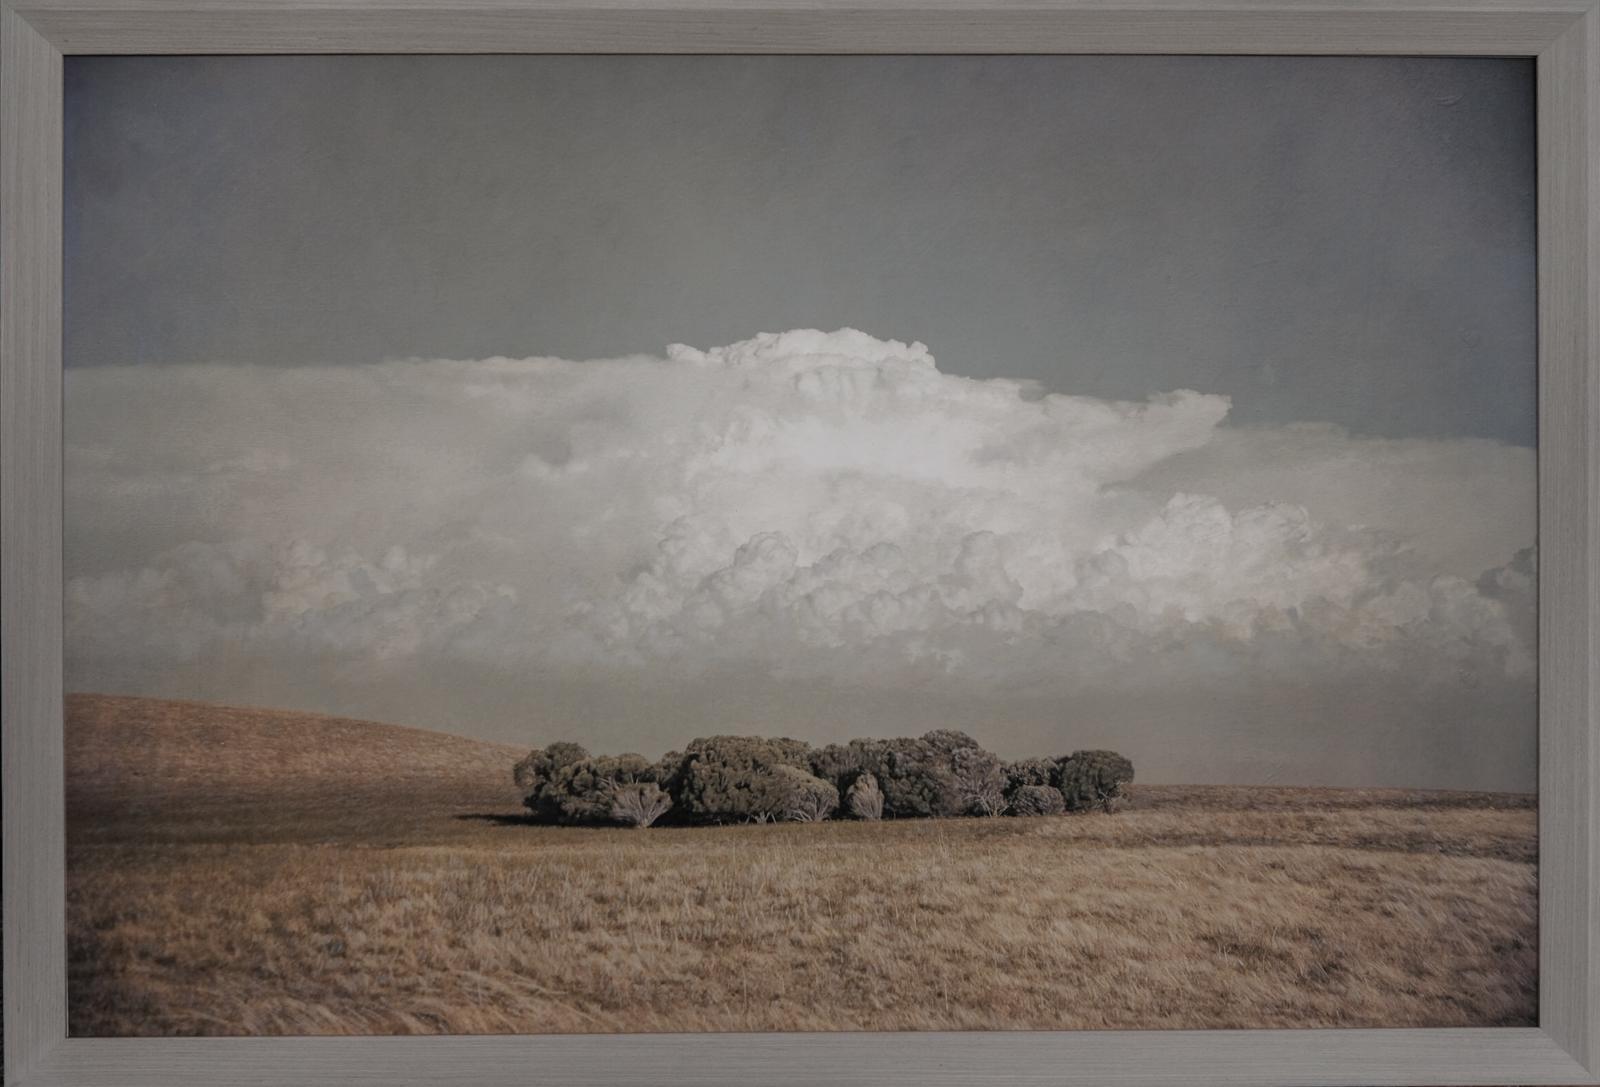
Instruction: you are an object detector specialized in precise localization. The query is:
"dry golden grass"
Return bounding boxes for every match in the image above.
[67,692,527,799]
[65,694,1537,1036]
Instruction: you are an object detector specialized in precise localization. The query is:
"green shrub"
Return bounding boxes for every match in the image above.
[512,741,590,791]
[1054,749,1135,812]
[610,781,673,828]
[1003,756,1056,792]
[808,739,887,795]
[1007,783,1066,817]
[774,764,840,822]
[953,745,1009,816]
[528,752,654,825]
[671,735,828,823]
[877,730,1003,818]
[845,772,884,819]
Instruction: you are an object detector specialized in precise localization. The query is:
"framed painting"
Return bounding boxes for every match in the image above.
[3,2,1596,1086]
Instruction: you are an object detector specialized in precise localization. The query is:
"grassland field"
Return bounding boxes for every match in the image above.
[65,693,1537,1036]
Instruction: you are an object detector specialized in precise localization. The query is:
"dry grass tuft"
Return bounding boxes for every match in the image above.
[66,694,1536,1036]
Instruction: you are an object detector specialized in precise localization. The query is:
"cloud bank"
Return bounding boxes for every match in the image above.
[65,330,1536,788]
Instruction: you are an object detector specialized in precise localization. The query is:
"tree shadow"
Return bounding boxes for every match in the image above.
[454,812,538,826]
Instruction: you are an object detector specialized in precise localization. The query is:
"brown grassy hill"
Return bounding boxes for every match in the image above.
[1122,782,1536,813]
[66,693,526,807]
[64,695,1538,1035]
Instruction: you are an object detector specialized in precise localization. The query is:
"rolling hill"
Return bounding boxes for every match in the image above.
[65,692,526,807]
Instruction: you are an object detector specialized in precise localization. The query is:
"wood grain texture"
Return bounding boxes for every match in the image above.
[0,6,63,1086]
[2,1,1597,1085]
[1538,0,1600,1076]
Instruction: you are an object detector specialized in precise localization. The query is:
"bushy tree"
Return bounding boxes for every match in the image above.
[952,745,1008,816]
[764,736,816,768]
[1008,783,1066,817]
[671,735,832,823]
[1004,757,1056,792]
[877,730,1002,819]
[650,750,686,794]
[610,781,673,828]
[526,757,608,824]
[808,738,887,795]
[876,735,955,818]
[513,741,590,791]
[775,765,839,822]
[1054,749,1135,812]
[528,752,654,825]
[845,772,884,820]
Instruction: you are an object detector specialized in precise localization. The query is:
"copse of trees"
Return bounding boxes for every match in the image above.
[513,731,1133,828]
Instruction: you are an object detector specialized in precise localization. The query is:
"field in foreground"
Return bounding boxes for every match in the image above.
[66,694,1537,1035]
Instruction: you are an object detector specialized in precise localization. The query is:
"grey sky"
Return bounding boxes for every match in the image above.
[62,57,1539,790]
[65,54,1535,444]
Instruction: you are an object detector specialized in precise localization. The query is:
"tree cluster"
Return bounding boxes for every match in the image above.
[513,731,1134,828]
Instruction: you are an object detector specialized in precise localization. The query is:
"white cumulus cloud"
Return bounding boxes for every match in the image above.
[65,327,1535,715]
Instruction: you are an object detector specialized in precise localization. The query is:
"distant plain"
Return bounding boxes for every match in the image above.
[66,694,1537,1036]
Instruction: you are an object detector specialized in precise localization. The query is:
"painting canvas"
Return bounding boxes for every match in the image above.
[61,54,1540,1036]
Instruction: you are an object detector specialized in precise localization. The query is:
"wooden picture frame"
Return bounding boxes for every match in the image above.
[3,2,1595,1084]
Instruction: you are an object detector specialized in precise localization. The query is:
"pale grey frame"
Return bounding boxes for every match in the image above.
[2,2,1595,1085]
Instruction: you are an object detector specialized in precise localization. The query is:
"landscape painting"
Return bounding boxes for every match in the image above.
[63,55,1539,1035]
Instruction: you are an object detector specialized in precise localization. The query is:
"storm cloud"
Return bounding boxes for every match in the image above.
[64,330,1536,789]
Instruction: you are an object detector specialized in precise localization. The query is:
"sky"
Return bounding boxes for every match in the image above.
[62,56,1538,791]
